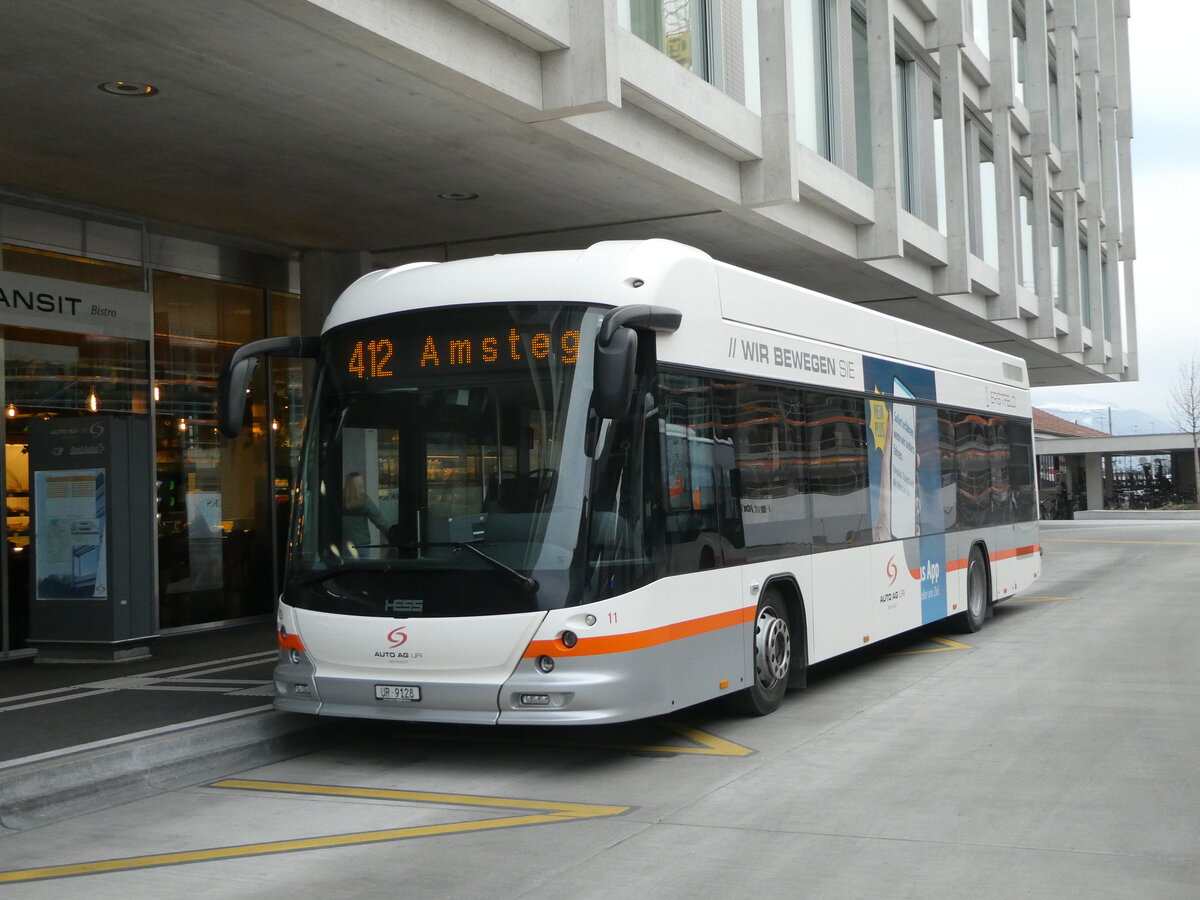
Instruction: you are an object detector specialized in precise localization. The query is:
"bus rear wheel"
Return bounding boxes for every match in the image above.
[733,587,791,716]
[954,546,989,633]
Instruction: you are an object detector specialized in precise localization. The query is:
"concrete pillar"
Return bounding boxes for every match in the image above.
[539,0,621,118]
[937,33,971,295]
[299,250,373,336]
[857,0,902,261]
[1085,452,1104,511]
[740,0,799,206]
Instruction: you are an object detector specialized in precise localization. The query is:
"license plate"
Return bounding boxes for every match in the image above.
[375,684,421,702]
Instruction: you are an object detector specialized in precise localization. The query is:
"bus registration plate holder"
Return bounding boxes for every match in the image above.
[375,684,421,701]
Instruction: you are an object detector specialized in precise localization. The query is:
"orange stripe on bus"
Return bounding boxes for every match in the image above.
[990,544,1040,562]
[522,606,755,659]
[946,544,1040,573]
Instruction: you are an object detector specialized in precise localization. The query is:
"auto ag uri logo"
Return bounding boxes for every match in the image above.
[886,555,899,586]
[387,626,408,648]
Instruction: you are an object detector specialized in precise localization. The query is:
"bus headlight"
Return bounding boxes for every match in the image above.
[536,655,555,673]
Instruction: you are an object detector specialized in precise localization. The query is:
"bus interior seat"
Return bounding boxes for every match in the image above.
[483,472,555,514]
[483,513,535,544]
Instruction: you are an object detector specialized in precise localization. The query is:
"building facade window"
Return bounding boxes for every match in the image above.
[1079,237,1093,329]
[1051,212,1066,311]
[1012,11,1028,108]
[851,8,872,186]
[1017,179,1036,291]
[793,0,834,158]
[969,0,990,56]
[1101,252,1113,341]
[1077,100,1086,168]
[933,96,947,234]
[896,55,916,214]
[1048,61,1062,148]
[624,0,711,82]
[968,122,999,269]
[739,0,761,113]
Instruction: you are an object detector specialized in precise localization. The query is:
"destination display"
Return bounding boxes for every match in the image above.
[326,304,591,388]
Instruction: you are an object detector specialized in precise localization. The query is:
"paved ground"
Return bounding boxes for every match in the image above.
[2,519,1198,897]
[0,622,278,763]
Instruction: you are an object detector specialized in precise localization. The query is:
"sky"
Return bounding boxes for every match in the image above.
[1030,2,1200,428]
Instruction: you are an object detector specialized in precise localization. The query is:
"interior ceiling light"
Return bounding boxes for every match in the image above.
[98,81,159,96]
[437,192,479,201]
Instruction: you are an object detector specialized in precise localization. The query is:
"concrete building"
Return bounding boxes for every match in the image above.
[0,0,1137,658]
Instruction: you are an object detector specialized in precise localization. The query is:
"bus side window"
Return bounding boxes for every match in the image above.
[658,373,724,572]
[989,417,1012,524]
[954,413,990,528]
[937,409,958,532]
[805,391,871,548]
[713,381,806,560]
[1009,424,1037,521]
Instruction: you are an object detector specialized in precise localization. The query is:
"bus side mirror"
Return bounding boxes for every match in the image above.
[590,304,682,419]
[218,335,320,438]
[591,327,638,419]
[218,356,260,437]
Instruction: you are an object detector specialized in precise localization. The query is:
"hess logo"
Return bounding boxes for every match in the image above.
[387,626,408,648]
[886,555,899,586]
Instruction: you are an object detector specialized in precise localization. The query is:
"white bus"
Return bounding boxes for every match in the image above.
[219,240,1040,724]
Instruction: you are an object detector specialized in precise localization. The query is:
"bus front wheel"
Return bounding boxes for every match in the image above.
[954,546,989,633]
[733,586,791,716]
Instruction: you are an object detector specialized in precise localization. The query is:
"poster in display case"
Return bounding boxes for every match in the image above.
[33,468,108,600]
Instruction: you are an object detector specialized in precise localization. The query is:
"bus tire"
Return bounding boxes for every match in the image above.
[954,545,989,633]
[732,586,792,716]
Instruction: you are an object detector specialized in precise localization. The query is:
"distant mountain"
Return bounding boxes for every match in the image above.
[1036,403,1174,435]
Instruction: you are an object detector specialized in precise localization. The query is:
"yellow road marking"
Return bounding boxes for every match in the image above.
[1043,538,1200,546]
[626,720,754,757]
[1008,595,1073,602]
[406,719,755,757]
[0,781,631,885]
[890,635,972,656]
[212,779,629,818]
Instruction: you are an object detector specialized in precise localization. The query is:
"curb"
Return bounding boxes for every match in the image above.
[1072,510,1200,521]
[0,708,351,832]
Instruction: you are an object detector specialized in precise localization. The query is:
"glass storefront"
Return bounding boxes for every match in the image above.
[153,272,271,628]
[0,219,304,657]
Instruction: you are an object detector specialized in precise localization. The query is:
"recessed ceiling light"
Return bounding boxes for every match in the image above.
[98,81,159,97]
[437,192,479,201]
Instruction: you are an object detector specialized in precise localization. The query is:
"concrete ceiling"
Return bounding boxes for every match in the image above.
[4,1,714,253]
[0,0,1110,387]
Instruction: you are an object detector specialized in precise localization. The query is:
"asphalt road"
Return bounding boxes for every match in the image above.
[2,519,1198,898]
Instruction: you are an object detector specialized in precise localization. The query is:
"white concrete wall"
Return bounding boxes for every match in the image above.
[335,0,1134,385]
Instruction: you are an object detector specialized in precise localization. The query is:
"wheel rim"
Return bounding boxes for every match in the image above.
[754,605,791,691]
[967,556,986,619]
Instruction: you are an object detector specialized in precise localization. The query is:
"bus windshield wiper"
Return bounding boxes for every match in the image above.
[397,541,539,594]
[452,541,539,594]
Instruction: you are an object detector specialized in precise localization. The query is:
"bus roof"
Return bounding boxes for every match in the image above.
[325,239,1029,401]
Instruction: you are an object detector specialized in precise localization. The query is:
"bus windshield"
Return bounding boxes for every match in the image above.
[285,303,608,617]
